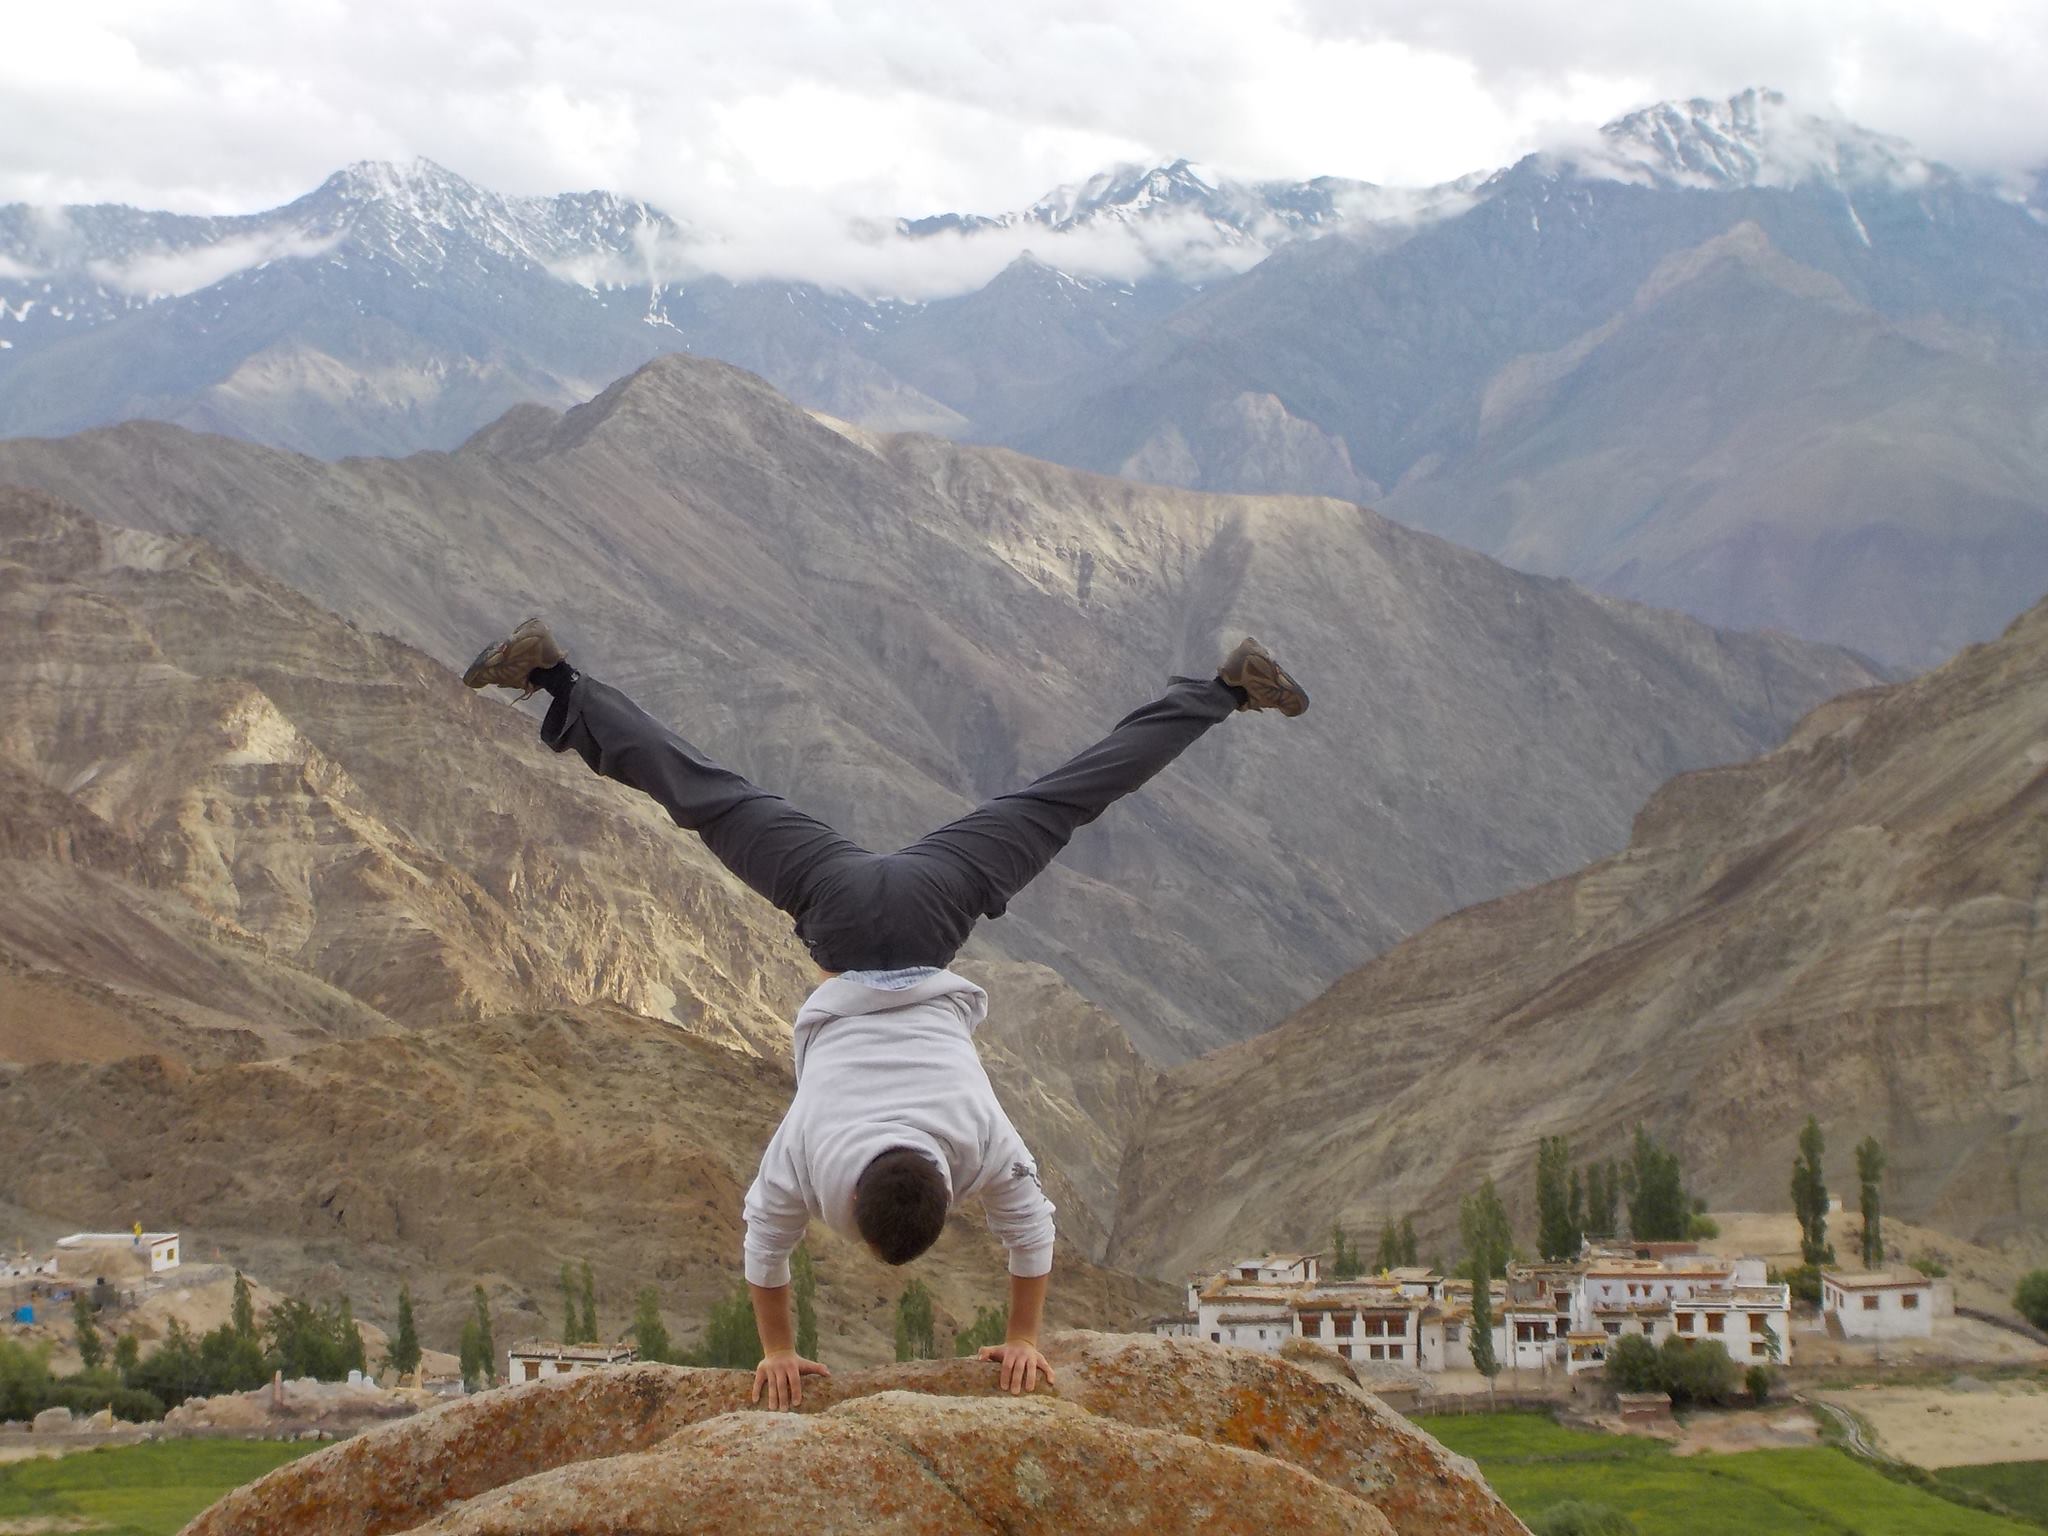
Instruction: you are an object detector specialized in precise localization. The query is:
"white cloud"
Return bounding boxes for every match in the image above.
[0,254,43,281]
[85,229,341,297]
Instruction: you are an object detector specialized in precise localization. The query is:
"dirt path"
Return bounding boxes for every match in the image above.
[1813,1381,2048,1468]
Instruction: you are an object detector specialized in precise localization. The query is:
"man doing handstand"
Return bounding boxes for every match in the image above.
[464,621,1308,1407]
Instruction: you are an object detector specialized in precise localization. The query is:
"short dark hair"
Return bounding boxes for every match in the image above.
[855,1148,949,1265]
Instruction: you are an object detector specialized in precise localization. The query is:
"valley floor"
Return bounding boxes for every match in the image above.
[0,1440,315,1535]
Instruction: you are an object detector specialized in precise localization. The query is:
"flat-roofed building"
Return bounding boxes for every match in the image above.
[1821,1270,1944,1339]
[506,1340,638,1385]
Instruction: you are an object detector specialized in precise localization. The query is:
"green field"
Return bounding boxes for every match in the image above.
[0,1440,316,1535]
[1937,1463,2048,1528]
[1413,1412,2038,1536]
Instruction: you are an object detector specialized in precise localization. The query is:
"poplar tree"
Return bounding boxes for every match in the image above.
[471,1285,497,1386]
[1373,1221,1402,1274]
[579,1261,597,1346]
[388,1284,422,1378]
[1623,1125,1688,1242]
[894,1280,936,1362]
[1467,1251,1499,1381]
[1791,1117,1834,1266]
[1536,1136,1576,1260]
[73,1293,104,1372]
[1855,1136,1886,1268]
[1567,1168,1585,1253]
[338,1296,368,1375]
[631,1288,671,1365]
[1398,1216,1419,1268]
[561,1262,580,1343]
[1459,1178,1512,1277]
[231,1271,256,1341]
[791,1246,820,1361]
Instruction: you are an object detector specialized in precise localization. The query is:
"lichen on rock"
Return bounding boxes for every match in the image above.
[183,1331,1527,1535]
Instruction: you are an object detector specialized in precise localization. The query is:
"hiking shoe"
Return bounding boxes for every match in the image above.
[1218,637,1309,716]
[463,618,564,701]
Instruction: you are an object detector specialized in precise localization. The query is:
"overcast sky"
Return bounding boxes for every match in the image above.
[3,0,2043,224]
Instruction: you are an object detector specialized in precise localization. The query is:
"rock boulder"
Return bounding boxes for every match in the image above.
[184,1332,1525,1535]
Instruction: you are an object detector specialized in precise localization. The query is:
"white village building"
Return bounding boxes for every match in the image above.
[506,1339,638,1385]
[1821,1270,1946,1339]
[55,1232,181,1273]
[1157,1241,1793,1378]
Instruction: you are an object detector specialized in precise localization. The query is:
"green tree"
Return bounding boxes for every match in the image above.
[387,1285,422,1379]
[1791,1117,1834,1266]
[1459,1177,1512,1277]
[1855,1136,1886,1268]
[952,1305,1009,1356]
[472,1285,497,1387]
[1466,1255,1499,1381]
[72,1293,104,1372]
[196,1321,268,1393]
[1586,1158,1620,1237]
[2015,1270,2048,1331]
[458,1316,483,1391]
[1659,1337,1739,1406]
[0,1338,52,1421]
[1566,1168,1585,1253]
[1374,1221,1403,1274]
[1746,1364,1774,1406]
[1330,1222,1362,1278]
[1605,1333,1661,1392]
[1398,1216,1419,1268]
[229,1271,256,1341]
[338,1297,368,1376]
[1536,1136,1577,1261]
[579,1260,597,1347]
[130,1319,207,1408]
[1623,1125,1688,1241]
[561,1262,580,1344]
[791,1246,820,1362]
[112,1333,141,1384]
[631,1288,671,1365]
[893,1279,937,1362]
[694,1286,764,1370]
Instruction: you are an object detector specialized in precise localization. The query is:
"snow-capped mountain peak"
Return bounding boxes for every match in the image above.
[1573,88,1939,193]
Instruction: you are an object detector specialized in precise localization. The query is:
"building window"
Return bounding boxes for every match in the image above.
[1603,1322,1620,1336]
[1902,1294,1920,1310]
[1389,1344,1403,1360]
[1445,1324,1462,1343]
[1332,1315,1353,1338]
[1677,1313,1694,1332]
[1706,1314,1725,1334]
[1862,1296,1879,1312]
[1241,1268,1258,1281]
[1370,1345,1385,1360]
[1338,1343,1351,1359]
[1751,1342,1766,1357]
[524,1361,540,1381]
[1211,1332,1221,1342]
[1750,1313,1767,1332]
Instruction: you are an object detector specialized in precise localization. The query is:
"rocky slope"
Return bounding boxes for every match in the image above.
[1112,595,2048,1277]
[0,354,1879,1060]
[0,1002,1166,1367]
[0,489,1152,1305]
[186,1333,1526,1536]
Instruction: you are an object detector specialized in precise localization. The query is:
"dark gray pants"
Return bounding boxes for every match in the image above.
[542,674,1238,971]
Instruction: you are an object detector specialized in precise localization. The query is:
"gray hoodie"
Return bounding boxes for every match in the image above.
[741,969,1057,1288]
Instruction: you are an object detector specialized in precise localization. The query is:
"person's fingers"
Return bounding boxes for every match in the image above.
[750,1369,763,1406]
[977,1346,1000,1363]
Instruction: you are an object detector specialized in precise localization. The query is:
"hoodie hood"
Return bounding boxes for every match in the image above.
[791,968,988,1079]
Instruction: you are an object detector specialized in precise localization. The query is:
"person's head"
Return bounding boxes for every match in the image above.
[854,1147,949,1265]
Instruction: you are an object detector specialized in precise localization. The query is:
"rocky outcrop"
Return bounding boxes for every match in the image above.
[184,1333,1525,1536]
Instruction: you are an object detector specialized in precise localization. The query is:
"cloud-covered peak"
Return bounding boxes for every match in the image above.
[1565,87,1940,193]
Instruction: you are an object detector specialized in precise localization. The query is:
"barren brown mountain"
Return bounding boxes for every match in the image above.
[1113,596,2048,1278]
[0,490,1162,1342]
[0,353,1879,1059]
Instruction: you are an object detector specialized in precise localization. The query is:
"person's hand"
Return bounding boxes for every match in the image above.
[977,1341,1055,1395]
[751,1350,830,1410]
